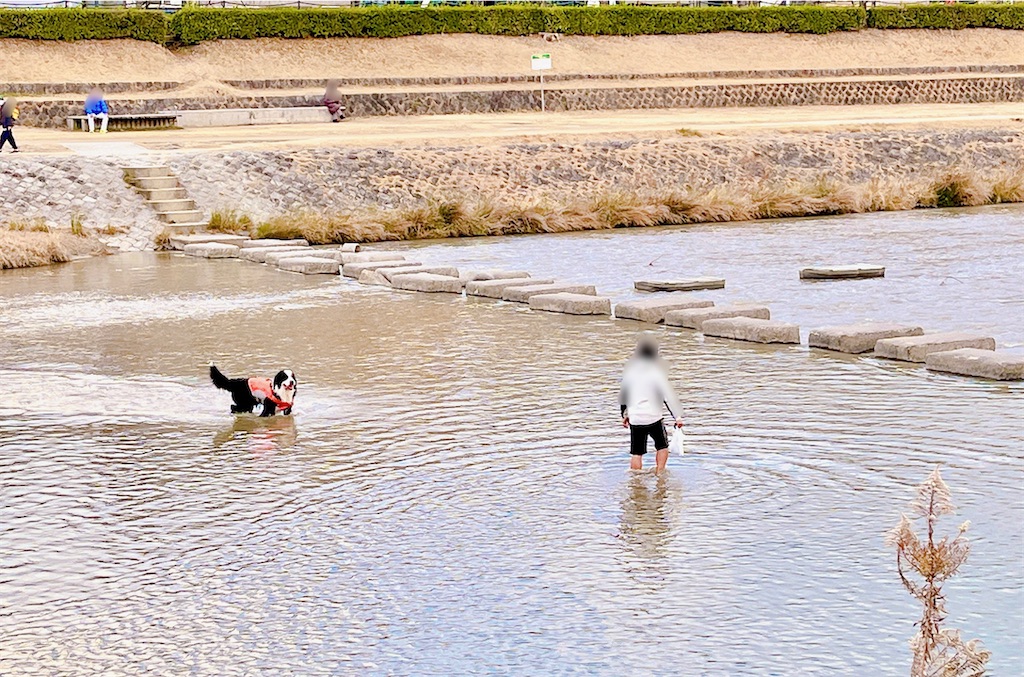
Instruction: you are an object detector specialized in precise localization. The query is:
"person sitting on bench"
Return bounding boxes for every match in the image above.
[84,88,110,133]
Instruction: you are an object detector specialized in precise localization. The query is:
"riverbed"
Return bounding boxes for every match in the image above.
[1,206,1022,675]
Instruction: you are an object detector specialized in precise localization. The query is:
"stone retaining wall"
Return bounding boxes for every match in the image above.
[19,75,1024,128]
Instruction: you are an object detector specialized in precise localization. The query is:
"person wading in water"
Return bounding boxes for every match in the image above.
[619,337,684,474]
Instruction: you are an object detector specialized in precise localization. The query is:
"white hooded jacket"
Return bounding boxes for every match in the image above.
[619,357,683,426]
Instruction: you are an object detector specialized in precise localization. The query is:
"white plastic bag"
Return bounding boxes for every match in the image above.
[669,427,685,455]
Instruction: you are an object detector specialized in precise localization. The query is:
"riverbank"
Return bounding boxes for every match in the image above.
[0,229,106,269]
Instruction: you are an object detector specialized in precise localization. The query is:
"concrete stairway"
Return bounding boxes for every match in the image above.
[123,166,207,233]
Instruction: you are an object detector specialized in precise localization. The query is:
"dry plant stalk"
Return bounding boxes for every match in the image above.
[886,468,991,677]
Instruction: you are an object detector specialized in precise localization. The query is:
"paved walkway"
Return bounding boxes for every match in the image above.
[13,102,1022,156]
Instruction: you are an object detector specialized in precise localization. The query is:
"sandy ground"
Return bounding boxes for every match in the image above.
[10,102,1022,155]
[1,30,1022,83]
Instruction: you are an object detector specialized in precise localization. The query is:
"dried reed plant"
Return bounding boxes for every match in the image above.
[885,468,991,677]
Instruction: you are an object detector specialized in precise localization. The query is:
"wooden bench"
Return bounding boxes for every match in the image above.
[67,113,178,131]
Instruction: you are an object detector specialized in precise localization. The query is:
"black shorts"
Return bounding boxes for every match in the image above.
[630,421,668,455]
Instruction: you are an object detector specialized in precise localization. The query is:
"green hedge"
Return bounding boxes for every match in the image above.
[0,9,166,42]
[168,6,865,44]
[0,4,1020,45]
[867,3,1024,30]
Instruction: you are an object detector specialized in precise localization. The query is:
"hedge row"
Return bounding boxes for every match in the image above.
[0,4,1020,45]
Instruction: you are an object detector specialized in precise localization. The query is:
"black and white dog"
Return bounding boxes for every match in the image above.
[210,364,297,416]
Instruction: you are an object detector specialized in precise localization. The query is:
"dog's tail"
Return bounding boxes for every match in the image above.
[209,363,233,391]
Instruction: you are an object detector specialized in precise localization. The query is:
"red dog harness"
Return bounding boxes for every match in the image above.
[248,377,292,410]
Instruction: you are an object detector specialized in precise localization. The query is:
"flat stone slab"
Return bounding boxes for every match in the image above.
[239,238,308,249]
[809,322,924,354]
[664,304,770,329]
[265,250,336,267]
[459,269,531,286]
[169,234,248,251]
[635,277,725,293]
[391,272,463,293]
[276,256,340,275]
[503,283,598,303]
[925,349,1024,381]
[380,265,459,283]
[338,252,406,265]
[238,246,310,263]
[800,264,885,280]
[183,243,239,258]
[701,317,800,344]
[614,296,715,324]
[342,260,420,278]
[466,278,555,298]
[529,292,611,316]
[875,332,996,363]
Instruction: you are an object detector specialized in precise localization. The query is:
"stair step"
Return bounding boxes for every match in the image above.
[158,210,205,224]
[137,187,187,201]
[124,166,172,180]
[149,198,197,212]
[160,222,210,236]
[133,176,180,190]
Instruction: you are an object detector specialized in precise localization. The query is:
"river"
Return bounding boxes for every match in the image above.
[1,206,1022,675]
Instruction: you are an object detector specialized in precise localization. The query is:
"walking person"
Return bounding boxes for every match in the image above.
[620,337,684,474]
[84,87,109,133]
[322,80,346,123]
[0,98,20,153]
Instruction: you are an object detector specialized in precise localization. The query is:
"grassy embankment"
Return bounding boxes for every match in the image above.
[0,220,105,269]
[203,168,1024,245]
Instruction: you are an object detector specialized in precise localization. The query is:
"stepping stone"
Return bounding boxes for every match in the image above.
[800,264,885,280]
[342,260,420,278]
[529,293,611,316]
[276,257,340,275]
[183,243,239,258]
[875,332,996,363]
[808,322,923,354]
[238,246,310,263]
[338,252,406,265]
[379,265,459,283]
[701,317,800,344]
[614,296,714,324]
[503,283,598,303]
[466,278,555,298]
[340,243,361,252]
[391,272,463,293]
[459,269,531,286]
[169,234,248,251]
[357,269,393,286]
[265,250,334,266]
[664,304,770,330]
[635,277,725,292]
[925,349,1024,381]
[239,238,308,249]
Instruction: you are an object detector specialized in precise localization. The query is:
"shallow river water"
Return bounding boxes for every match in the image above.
[1,207,1022,675]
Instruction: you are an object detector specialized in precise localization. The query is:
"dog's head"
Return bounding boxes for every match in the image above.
[273,369,297,405]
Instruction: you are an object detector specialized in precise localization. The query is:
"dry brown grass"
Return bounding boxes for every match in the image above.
[249,165,1023,244]
[0,229,104,269]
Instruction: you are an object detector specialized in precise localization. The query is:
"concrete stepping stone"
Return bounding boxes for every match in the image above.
[925,349,1024,381]
[380,265,459,283]
[239,238,308,249]
[357,269,392,286]
[338,252,406,265]
[808,322,923,354]
[614,296,715,324]
[635,277,725,292]
[238,246,310,263]
[800,264,885,280]
[276,257,340,275]
[529,293,611,316]
[466,278,555,298]
[169,234,248,251]
[265,250,335,267]
[183,243,239,258]
[460,270,531,286]
[391,272,463,293]
[701,317,800,344]
[340,243,361,252]
[503,283,598,303]
[875,332,996,363]
[664,304,770,330]
[342,260,420,278]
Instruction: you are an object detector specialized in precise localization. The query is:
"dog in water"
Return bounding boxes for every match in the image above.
[209,363,297,416]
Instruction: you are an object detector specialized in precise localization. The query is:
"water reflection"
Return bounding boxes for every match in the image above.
[212,415,299,453]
